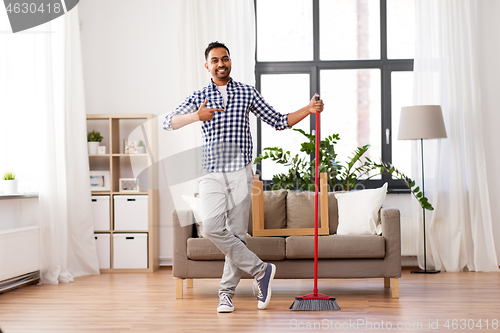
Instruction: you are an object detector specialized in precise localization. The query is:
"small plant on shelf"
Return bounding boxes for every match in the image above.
[137,140,146,154]
[87,130,104,155]
[87,130,103,142]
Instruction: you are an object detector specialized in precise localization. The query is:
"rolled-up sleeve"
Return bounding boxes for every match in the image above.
[163,93,199,131]
[250,88,291,131]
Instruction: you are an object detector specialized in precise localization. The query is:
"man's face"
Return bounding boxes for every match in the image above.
[205,47,231,84]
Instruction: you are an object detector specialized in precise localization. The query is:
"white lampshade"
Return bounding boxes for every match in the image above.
[398,105,447,140]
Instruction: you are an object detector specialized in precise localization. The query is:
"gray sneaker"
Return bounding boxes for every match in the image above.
[217,294,234,313]
[254,263,276,309]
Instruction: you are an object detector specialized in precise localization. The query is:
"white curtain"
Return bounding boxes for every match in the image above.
[0,8,100,283]
[161,0,256,207]
[413,0,499,272]
[178,0,256,95]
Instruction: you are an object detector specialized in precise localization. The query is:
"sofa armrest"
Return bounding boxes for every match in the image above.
[380,206,401,277]
[172,210,194,279]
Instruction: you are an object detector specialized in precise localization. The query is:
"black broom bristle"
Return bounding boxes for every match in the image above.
[290,297,341,311]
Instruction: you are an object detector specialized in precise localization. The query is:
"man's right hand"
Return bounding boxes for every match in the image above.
[197,98,225,121]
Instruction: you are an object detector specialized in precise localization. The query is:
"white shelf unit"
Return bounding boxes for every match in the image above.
[87,114,159,273]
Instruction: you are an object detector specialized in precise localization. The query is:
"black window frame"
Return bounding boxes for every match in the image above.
[254,0,413,192]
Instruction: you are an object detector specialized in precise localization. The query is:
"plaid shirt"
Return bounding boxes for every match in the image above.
[163,78,290,172]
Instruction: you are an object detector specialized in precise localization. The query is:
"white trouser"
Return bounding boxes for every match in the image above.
[199,163,266,297]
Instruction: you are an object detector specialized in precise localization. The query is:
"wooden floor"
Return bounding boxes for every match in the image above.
[1,267,499,333]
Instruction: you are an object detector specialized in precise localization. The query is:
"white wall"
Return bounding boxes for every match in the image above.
[79,0,183,264]
[79,0,180,115]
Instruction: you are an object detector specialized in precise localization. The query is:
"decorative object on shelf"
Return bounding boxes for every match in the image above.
[119,178,140,192]
[97,146,106,155]
[89,170,110,191]
[137,140,146,154]
[87,130,104,155]
[2,171,18,195]
[124,140,138,154]
[398,105,447,274]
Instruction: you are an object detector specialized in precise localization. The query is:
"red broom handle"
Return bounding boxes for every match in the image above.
[314,100,320,296]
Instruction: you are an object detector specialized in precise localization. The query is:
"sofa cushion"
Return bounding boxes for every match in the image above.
[187,237,286,261]
[286,191,316,229]
[248,189,287,235]
[285,235,385,259]
[286,191,339,233]
[328,193,339,234]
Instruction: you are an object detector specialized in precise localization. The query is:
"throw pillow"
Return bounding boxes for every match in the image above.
[286,191,339,232]
[249,189,287,232]
[286,191,317,229]
[327,192,339,234]
[181,194,204,238]
[334,183,388,235]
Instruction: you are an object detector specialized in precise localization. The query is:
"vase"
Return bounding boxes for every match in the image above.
[2,180,18,195]
[88,142,100,155]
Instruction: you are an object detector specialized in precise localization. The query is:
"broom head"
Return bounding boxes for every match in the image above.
[290,293,341,311]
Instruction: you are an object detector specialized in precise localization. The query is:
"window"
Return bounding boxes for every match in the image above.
[255,0,415,190]
[0,11,48,193]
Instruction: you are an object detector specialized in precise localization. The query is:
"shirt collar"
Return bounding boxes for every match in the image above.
[209,77,234,91]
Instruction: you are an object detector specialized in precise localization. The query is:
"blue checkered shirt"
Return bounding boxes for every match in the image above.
[163,78,291,172]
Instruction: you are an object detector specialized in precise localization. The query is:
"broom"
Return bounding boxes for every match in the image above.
[290,96,340,311]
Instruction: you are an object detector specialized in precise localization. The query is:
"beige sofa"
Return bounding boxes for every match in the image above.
[173,179,401,299]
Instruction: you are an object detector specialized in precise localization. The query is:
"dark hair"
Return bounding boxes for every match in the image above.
[205,41,230,61]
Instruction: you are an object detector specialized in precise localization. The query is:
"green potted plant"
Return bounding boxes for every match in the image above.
[255,129,433,211]
[2,171,18,195]
[138,140,146,154]
[87,130,104,155]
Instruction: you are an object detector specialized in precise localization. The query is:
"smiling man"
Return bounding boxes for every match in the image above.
[163,41,323,313]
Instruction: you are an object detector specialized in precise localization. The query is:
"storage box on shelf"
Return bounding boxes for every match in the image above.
[114,195,149,231]
[94,233,111,269]
[91,195,110,231]
[113,233,148,269]
[87,114,159,273]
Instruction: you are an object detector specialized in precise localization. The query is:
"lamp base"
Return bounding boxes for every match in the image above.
[411,269,440,274]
